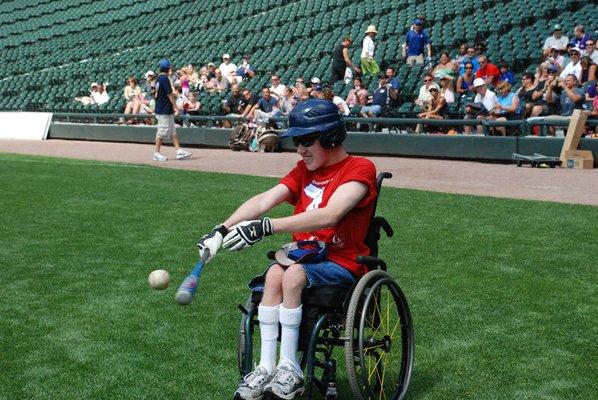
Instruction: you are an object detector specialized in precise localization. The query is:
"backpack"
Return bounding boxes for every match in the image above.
[228,123,255,151]
[255,126,280,152]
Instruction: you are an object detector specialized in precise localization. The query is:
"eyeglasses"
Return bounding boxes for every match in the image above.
[586,42,595,46]
[465,66,473,69]
[292,133,320,147]
[424,79,432,82]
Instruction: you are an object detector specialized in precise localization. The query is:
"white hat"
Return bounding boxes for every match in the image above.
[310,77,321,84]
[222,53,230,59]
[570,46,582,54]
[365,25,378,34]
[473,78,486,87]
[145,70,155,77]
[90,82,98,87]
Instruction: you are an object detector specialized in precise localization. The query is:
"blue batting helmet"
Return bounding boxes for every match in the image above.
[158,59,171,70]
[281,99,346,149]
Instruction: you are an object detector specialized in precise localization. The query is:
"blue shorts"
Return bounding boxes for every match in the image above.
[248,260,356,292]
[361,105,382,115]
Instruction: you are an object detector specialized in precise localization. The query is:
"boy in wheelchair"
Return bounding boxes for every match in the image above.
[196,99,378,400]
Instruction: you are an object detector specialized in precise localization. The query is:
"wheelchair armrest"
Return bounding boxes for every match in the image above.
[376,216,394,238]
[356,255,387,271]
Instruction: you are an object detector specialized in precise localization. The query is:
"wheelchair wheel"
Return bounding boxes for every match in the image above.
[237,296,257,377]
[344,270,414,400]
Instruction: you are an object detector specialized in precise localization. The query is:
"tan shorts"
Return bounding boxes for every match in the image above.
[156,114,177,139]
[406,55,424,66]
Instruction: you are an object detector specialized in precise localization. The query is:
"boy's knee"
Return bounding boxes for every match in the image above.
[265,264,285,287]
[281,264,307,291]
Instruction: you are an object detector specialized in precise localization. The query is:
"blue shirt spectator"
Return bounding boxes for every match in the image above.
[258,96,278,113]
[155,73,173,115]
[405,27,431,57]
[372,84,389,106]
[459,47,480,75]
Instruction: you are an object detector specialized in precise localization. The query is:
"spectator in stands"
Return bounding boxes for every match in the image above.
[139,88,156,119]
[414,75,439,108]
[586,76,597,100]
[453,43,469,65]
[542,24,569,59]
[142,71,155,93]
[360,25,380,76]
[545,74,584,134]
[459,47,480,76]
[236,54,256,82]
[546,47,566,69]
[561,43,575,66]
[346,77,368,109]
[210,69,230,93]
[94,83,110,105]
[322,87,350,116]
[360,74,389,125]
[463,78,497,134]
[251,87,282,126]
[560,47,583,80]
[571,25,590,51]
[438,74,455,104]
[385,67,401,107]
[221,84,243,128]
[330,37,361,83]
[490,81,520,136]
[186,64,199,89]
[75,82,99,105]
[476,55,500,86]
[416,85,448,133]
[474,42,486,57]
[152,59,192,162]
[498,61,515,85]
[206,63,217,80]
[518,72,550,118]
[280,86,298,115]
[270,75,287,100]
[403,18,431,66]
[579,56,596,85]
[240,88,259,118]
[432,52,456,78]
[306,77,321,98]
[179,68,191,98]
[219,54,238,84]
[122,76,142,123]
[182,92,201,126]
[457,62,476,95]
[584,39,598,64]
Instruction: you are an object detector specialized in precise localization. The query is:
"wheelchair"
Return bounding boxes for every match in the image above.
[237,172,414,399]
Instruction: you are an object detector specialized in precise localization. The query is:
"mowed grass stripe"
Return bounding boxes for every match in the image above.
[0,153,596,400]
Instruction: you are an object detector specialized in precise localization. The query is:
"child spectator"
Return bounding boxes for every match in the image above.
[498,61,515,85]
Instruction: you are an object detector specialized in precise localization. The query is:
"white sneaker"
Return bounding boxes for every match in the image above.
[264,362,305,399]
[176,149,192,160]
[153,152,167,161]
[233,365,273,400]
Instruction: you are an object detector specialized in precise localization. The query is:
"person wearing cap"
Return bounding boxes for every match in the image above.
[75,82,101,105]
[416,84,448,133]
[542,24,569,59]
[559,46,583,80]
[360,25,380,76]
[414,75,439,107]
[219,53,238,84]
[438,73,455,104]
[463,78,497,134]
[236,54,256,81]
[269,74,287,100]
[152,59,192,162]
[360,74,390,126]
[195,99,377,400]
[403,18,431,66]
[330,36,361,83]
[547,47,566,68]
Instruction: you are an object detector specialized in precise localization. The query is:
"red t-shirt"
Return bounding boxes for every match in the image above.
[279,155,377,277]
[475,63,500,86]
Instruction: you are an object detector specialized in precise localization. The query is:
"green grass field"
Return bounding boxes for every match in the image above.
[0,153,596,400]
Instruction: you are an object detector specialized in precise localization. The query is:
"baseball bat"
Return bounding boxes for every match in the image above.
[175,249,210,306]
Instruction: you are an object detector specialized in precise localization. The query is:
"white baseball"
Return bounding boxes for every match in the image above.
[148,269,170,290]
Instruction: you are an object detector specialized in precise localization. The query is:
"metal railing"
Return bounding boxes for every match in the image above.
[51,112,598,137]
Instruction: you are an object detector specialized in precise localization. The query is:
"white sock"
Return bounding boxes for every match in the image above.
[278,304,303,375]
[257,303,280,375]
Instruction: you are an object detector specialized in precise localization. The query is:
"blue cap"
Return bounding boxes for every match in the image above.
[547,65,558,73]
[414,18,424,25]
[158,59,171,69]
[281,99,343,138]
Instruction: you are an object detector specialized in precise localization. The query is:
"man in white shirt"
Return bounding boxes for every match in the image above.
[559,47,582,80]
[360,25,379,76]
[464,78,497,134]
[219,54,238,84]
[542,24,569,59]
[91,83,110,105]
[269,75,287,100]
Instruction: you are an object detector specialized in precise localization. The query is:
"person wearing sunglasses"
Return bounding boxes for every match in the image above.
[196,99,377,400]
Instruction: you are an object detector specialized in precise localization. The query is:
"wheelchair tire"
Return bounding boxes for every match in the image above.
[344,270,414,400]
[237,296,256,377]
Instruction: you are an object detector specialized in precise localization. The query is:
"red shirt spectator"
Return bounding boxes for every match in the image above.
[475,55,500,86]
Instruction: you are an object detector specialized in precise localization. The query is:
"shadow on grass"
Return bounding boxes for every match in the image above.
[406,367,442,399]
